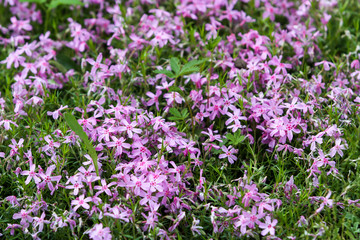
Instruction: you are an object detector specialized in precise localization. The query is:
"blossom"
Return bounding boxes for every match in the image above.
[38,165,62,194]
[0,119,18,130]
[47,105,68,120]
[33,212,50,232]
[71,194,92,211]
[191,217,203,236]
[258,216,277,236]
[146,90,162,110]
[107,136,131,157]
[163,92,184,105]
[219,145,238,164]
[329,138,346,157]
[118,119,142,138]
[86,223,112,240]
[13,209,33,228]
[21,162,41,185]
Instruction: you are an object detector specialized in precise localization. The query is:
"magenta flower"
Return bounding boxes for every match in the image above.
[94,179,115,196]
[163,92,184,105]
[329,139,346,157]
[38,165,62,194]
[225,108,247,125]
[146,90,162,110]
[118,119,142,138]
[258,216,277,236]
[107,136,131,157]
[13,209,33,228]
[86,223,112,240]
[33,212,50,232]
[71,194,92,211]
[21,162,41,185]
[47,105,68,120]
[219,145,238,164]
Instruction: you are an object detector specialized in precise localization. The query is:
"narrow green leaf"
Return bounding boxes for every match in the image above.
[19,0,46,3]
[48,0,83,9]
[64,113,99,177]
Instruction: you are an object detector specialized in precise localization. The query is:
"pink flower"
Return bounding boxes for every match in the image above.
[86,223,112,240]
[146,90,162,110]
[242,184,261,207]
[33,212,50,232]
[38,165,62,194]
[13,209,33,228]
[42,135,61,152]
[329,139,346,157]
[1,50,25,69]
[86,53,108,75]
[5,224,21,236]
[226,108,247,125]
[47,105,68,120]
[0,119,18,130]
[314,60,335,71]
[21,163,41,185]
[107,136,131,157]
[118,119,142,138]
[163,92,184,105]
[94,179,115,196]
[219,145,238,164]
[71,194,92,212]
[258,216,277,236]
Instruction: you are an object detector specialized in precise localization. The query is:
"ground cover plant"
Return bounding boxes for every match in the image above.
[1,0,360,239]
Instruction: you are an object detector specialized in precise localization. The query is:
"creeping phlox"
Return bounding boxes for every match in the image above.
[0,0,359,239]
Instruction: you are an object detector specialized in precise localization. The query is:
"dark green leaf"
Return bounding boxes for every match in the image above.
[64,113,99,177]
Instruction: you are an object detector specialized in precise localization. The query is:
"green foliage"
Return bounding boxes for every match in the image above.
[154,57,207,79]
[64,113,99,177]
[168,108,189,121]
[225,131,246,147]
[19,0,83,8]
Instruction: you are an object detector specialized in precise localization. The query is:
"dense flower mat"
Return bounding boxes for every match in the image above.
[1,0,360,239]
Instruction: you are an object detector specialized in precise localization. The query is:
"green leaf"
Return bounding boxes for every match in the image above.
[170,57,181,75]
[64,113,99,177]
[206,36,222,51]
[169,108,182,118]
[19,0,46,3]
[181,109,189,118]
[154,69,175,78]
[48,0,83,9]
[168,86,183,95]
[179,66,200,76]
[183,59,207,69]
[56,52,79,71]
